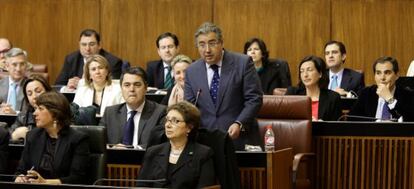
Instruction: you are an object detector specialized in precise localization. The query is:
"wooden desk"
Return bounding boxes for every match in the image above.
[313,121,414,189]
[0,114,17,126]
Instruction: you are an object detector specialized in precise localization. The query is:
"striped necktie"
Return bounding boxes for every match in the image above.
[164,66,173,89]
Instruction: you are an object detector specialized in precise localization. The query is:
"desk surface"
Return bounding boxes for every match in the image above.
[313,121,414,136]
[0,181,152,189]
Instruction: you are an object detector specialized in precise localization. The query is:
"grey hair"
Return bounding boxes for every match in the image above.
[194,22,223,45]
[5,47,27,59]
[171,54,192,69]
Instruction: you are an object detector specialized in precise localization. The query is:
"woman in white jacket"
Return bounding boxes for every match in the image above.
[73,54,123,116]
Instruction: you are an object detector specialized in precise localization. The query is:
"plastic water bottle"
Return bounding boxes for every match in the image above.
[264,125,275,152]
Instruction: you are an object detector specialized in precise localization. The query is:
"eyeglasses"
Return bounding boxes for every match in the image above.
[165,117,185,126]
[197,40,221,49]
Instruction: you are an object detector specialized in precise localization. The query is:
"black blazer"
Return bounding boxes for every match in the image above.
[138,141,216,189]
[259,59,292,94]
[349,85,414,121]
[330,68,365,94]
[0,126,9,173]
[146,60,165,89]
[55,49,123,85]
[16,127,90,184]
[286,87,342,121]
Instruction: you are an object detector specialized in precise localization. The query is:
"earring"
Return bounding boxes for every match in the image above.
[53,121,57,129]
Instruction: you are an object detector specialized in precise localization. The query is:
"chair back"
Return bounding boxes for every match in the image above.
[32,64,48,72]
[257,95,312,156]
[71,125,107,184]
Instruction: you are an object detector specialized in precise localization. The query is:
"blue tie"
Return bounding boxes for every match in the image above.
[8,83,18,110]
[122,110,138,145]
[381,102,391,120]
[164,66,173,89]
[210,64,220,106]
[330,75,338,90]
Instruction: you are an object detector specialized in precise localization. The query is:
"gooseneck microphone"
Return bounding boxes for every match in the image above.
[194,89,202,106]
[338,114,398,122]
[93,178,167,186]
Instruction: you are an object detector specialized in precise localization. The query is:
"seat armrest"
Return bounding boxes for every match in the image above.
[293,152,315,171]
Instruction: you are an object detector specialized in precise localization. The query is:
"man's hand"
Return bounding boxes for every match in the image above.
[0,103,16,114]
[334,87,348,96]
[376,83,393,101]
[228,123,241,139]
[67,77,81,90]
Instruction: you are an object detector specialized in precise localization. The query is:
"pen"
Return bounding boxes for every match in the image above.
[29,166,35,171]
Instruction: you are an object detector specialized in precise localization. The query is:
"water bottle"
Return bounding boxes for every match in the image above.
[264,125,275,152]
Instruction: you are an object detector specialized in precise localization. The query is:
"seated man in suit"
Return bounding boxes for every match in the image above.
[0,38,12,71]
[100,67,166,148]
[349,56,414,122]
[324,40,365,96]
[146,32,180,90]
[0,47,28,114]
[55,29,123,91]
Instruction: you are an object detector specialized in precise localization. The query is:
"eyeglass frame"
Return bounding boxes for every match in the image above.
[164,116,186,126]
[196,40,222,50]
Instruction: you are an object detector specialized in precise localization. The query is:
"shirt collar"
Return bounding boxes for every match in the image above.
[329,68,344,78]
[126,101,145,113]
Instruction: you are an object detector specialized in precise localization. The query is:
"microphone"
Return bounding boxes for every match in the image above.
[338,114,398,122]
[93,178,167,186]
[194,89,202,106]
[0,173,20,182]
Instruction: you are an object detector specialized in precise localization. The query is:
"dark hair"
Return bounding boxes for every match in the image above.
[23,74,53,106]
[167,101,200,141]
[120,66,148,86]
[79,29,101,44]
[35,92,72,127]
[156,32,179,48]
[243,38,269,63]
[324,40,347,55]
[84,54,112,87]
[297,55,329,89]
[373,56,399,74]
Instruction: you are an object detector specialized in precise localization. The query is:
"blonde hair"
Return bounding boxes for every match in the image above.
[84,54,112,87]
[171,54,192,69]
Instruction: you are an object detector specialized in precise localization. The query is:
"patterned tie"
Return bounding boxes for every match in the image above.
[8,82,18,110]
[122,110,137,145]
[210,64,220,106]
[164,66,173,89]
[381,102,391,120]
[330,75,338,90]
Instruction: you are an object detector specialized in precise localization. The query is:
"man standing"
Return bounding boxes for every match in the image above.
[55,29,123,91]
[100,67,166,148]
[146,32,180,89]
[349,56,414,121]
[0,38,12,71]
[0,48,28,114]
[184,22,263,150]
[324,40,365,96]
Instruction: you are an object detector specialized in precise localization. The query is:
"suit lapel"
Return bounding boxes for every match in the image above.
[216,51,233,110]
[196,61,215,109]
[153,143,170,176]
[137,100,154,144]
[172,142,194,174]
[156,60,165,88]
[318,90,328,119]
[54,131,69,170]
[32,130,47,168]
[341,69,352,90]
[116,104,128,143]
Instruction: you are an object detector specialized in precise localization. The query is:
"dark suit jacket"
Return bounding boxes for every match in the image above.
[331,68,365,94]
[138,141,216,189]
[99,100,166,148]
[286,87,342,121]
[146,60,166,89]
[0,126,9,173]
[184,51,263,149]
[55,49,123,85]
[260,59,292,94]
[349,85,414,121]
[0,76,26,111]
[16,127,90,184]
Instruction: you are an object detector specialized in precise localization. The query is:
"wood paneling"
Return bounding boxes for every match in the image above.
[0,0,100,83]
[100,0,213,68]
[331,0,414,84]
[214,0,331,85]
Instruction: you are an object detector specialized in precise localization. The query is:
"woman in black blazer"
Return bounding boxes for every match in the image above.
[15,92,90,184]
[138,101,216,189]
[286,55,342,121]
[244,38,291,94]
